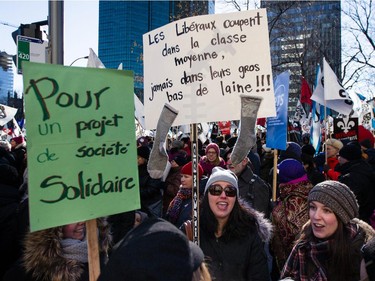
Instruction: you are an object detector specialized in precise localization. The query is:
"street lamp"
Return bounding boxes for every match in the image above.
[69,56,88,66]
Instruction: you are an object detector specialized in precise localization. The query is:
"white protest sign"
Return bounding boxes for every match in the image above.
[143,9,276,130]
[0,104,18,126]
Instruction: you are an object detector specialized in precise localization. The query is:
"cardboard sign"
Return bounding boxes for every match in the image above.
[23,62,140,231]
[143,9,276,129]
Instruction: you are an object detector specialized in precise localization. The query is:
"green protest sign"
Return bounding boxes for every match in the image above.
[23,62,140,232]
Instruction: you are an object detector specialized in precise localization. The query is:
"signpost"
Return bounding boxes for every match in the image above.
[17,35,47,74]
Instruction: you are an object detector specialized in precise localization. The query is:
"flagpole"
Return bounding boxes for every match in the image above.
[323,59,328,164]
[324,100,328,164]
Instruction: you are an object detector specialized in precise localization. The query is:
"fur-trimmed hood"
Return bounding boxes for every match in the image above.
[239,198,273,242]
[353,218,375,242]
[23,219,110,281]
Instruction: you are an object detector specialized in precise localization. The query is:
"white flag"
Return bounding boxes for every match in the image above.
[87,48,106,68]
[323,58,348,101]
[134,94,146,129]
[311,64,353,115]
[310,101,322,155]
[12,118,23,137]
[294,99,307,122]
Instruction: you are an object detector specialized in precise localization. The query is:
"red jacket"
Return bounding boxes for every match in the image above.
[325,157,341,180]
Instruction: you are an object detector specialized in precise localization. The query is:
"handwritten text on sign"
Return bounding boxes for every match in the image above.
[143,9,276,129]
[23,62,140,232]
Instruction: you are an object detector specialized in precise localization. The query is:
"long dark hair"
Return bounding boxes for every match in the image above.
[298,220,360,281]
[199,193,258,242]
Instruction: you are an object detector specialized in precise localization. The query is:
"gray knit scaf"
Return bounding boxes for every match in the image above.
[308,180,359,224]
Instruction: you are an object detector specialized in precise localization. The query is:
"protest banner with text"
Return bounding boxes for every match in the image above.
[23,62,140,232]
[143,9,276,129]
[266,71,289,150]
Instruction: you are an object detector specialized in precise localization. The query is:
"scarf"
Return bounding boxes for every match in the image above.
[61,237,88,263]
[301,240,330,280]
[282,223,361,281]
[166,188,192,224]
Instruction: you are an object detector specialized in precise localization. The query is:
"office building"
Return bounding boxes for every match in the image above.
[0,51,14,105]
[261,1,341,114]
[98,0,215,101]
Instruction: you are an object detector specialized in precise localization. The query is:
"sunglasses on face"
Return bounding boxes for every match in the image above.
[208,184,237,197]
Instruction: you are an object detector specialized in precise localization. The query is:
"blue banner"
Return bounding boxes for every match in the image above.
[266,71,289,150]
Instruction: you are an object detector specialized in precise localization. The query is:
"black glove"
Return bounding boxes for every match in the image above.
[323,164,330,173]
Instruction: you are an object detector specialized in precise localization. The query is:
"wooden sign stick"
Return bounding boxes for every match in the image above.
[86,219,100,281]
[191,123,200,245]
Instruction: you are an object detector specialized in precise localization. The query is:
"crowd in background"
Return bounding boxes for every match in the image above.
[1,125,375,280]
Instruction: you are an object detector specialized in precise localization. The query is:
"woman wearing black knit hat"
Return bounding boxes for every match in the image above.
[281,180,375,281]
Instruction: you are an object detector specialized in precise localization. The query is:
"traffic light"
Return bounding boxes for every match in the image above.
[11,20,47,43]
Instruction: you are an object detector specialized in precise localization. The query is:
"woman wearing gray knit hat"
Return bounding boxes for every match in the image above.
[281,180,375,281]
[197,167,272,281]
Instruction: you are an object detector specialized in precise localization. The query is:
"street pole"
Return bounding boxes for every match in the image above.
[69,56,89,66]
[48,0,64,64]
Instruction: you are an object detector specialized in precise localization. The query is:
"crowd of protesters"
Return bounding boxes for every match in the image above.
[2,125,375,281]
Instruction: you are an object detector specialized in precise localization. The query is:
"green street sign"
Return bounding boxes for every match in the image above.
[17,35,47,74]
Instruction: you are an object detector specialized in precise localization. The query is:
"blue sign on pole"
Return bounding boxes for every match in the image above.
[266,71,290,150]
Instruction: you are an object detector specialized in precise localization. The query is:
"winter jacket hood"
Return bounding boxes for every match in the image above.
[239,198,273,242]
[23,219,110,281]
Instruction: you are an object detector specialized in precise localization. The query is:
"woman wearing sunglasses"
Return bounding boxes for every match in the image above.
[199,167,272,281]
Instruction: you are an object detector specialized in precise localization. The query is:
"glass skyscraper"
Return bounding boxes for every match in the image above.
[98,0,214,101]
[261,1,341,114]
[0,52,14,105]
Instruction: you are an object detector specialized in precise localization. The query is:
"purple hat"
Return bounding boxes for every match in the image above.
[279,142,302,161]
[278,158,306,183]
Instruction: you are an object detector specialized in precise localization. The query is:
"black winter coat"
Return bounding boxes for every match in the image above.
[199,211,271,281]
[0,183,22,280]
[237,165,271,218]
[337,159,375,223]
[138,164,163,212]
